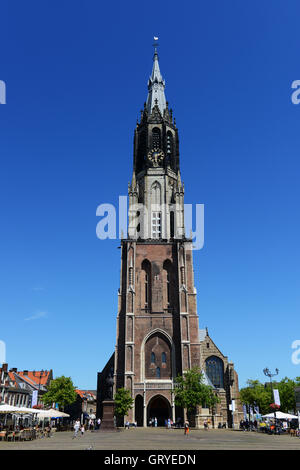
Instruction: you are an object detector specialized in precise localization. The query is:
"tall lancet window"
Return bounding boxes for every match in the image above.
[151,182,162,239]
[166,131,173,166]
[163,260,173,311]
[152,212,162,238]
[152,127,161,150]
[141,259,151,312]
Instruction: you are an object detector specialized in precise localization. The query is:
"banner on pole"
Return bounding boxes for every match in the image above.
[273,389,281,406]
[31,390,38,407]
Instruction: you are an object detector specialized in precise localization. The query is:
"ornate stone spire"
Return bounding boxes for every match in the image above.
[146,40,167,116]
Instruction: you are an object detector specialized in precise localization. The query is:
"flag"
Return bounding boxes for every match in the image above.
[273,389,281,406]
[31,390,38,407]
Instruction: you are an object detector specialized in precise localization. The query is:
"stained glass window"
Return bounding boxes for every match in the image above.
[205,356,224,388]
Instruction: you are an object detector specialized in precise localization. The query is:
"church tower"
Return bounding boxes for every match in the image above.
[97,43,242,429]
[113,44,201,426]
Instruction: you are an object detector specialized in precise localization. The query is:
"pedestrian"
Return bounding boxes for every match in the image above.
[97,418,101,429]
[45,424,51,438]
[204,419,208,430]
[73,419,80,438]
[154,417,157,428]
[167,418,171,429]
[184,421,189,436]
[81,424,85,436]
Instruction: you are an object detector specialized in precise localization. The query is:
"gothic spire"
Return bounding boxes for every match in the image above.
[146,39,167,116]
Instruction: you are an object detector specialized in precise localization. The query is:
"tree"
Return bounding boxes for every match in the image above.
[114,388,134,419]
[41,376,77,410]
[274,377,300,413]
[240,376,300,415]
[173,367,219,413]
[239,380,270,415]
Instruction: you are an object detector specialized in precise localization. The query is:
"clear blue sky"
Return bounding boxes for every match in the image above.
[0,0,300,390]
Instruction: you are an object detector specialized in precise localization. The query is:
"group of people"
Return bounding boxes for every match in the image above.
[125,421,137,429]
[164,418,173,429]
[203,419,211,430]
[239,419,258,431]
[149,417,158,427]
[73,418,101,438]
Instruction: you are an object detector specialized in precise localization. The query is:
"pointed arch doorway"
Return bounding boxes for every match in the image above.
[147,395,171,427]
[135,395,144,427]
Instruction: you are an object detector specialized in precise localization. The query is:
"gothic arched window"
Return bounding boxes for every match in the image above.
[205,356,224,389]
[152,127,161,150]
[144,333,172,380]
[166,131,173,157]
[141,259,151,312]
[163,260,173,311]
[138,129,147,173]
[170,210,175,238]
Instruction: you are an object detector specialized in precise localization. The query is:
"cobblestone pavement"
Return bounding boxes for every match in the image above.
[0,428,300,450]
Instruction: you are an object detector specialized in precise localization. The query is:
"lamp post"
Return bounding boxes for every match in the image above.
[263,367,279,433]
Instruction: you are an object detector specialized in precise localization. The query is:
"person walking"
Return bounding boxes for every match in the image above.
[154,417,157,428]
[73,420,80,438]
[184,421,189,436]
[81,424,85,437]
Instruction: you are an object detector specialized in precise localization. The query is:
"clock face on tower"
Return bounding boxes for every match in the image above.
[148,149,164,167]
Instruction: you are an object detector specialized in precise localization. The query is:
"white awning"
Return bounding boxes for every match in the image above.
[262,411,298,420]
[0,404,38,414]
[37,408,70,418]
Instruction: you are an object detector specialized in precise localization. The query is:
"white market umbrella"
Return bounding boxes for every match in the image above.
[0,404,33,414]
[37,408,70,418]
[262,411,298,420]
[16,407,42,414]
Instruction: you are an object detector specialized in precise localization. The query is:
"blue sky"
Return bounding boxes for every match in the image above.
[0,0,300,390]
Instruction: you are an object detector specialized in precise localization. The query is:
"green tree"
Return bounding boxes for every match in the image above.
[41,376,77,410]
[240,377,300,415]
[239,380,270,415]
[274,377,300,413]
[114,388,134,419]
[173,367,219,412]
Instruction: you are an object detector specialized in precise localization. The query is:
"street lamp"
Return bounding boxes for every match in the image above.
[263,367,279,433]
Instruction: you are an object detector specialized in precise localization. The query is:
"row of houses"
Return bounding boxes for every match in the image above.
[0,363,52,408]
[0,363,96,421]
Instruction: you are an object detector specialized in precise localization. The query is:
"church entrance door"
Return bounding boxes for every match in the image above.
[147,395,171,427]
[135,395,143,427]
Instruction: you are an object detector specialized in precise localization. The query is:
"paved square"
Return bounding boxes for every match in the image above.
[0,428,300,450]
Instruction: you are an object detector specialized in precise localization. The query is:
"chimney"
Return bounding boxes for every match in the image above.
[23,370,28,375]
[2,363,8,372]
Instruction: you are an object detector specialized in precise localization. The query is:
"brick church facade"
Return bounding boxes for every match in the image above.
[97,44,243,428]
